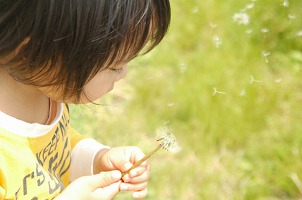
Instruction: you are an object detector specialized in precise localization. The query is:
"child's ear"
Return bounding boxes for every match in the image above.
[0,37,30,65]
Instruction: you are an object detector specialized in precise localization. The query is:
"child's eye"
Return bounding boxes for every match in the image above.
[110,68,124,73]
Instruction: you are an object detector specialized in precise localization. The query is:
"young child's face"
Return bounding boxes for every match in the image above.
[81,62,128,103]
[39,62,128,104]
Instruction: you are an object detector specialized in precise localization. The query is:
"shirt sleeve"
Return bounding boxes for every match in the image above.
[68,127,88,149]
[68,128,109,182]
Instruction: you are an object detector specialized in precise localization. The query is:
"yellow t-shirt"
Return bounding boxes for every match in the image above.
[0,104,86,200]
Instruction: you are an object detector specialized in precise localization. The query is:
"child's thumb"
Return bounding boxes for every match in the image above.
[87,170,122,189]
[93,180,121,199]
[91,171,122,199]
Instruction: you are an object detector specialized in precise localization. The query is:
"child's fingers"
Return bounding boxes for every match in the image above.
[91,171,122,199]
[119,183,149,200]
[132,188,148,200]
[131,147,146,162]
[123,165,150,183]
[59,171,122,200]
[127,172,150,185]
[129,164,149,177]
[120,182,148,192]
[87,170,121,188]
[93,180,121,199]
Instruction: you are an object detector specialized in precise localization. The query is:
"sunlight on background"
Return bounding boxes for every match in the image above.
[71,0,302,199]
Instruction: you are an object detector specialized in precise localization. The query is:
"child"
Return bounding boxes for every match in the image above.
[0,0,171,199]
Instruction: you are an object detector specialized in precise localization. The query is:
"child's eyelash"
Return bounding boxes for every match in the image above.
[110,68,124,73]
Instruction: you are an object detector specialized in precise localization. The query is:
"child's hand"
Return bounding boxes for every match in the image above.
[94,147,150,199]
[55,170,122,200]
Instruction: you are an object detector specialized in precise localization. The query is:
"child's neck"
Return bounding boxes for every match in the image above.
[0,69,50,124]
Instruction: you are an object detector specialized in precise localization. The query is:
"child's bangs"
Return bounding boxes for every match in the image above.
[94,0,171,69]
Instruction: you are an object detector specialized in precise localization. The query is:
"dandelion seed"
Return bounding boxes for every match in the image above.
[250,75,262,84]
[282,0,289,7]
[262,51,271,57]
[262,51,271,63]
[213,35,222,48]
[210,23,217,30]
[213,87,227,95]
[261,28,270,39]
[292,146,299,157]
[290,173,302,194]
[179,63,188,73]
[240,89,246,96]
[246,29,253,34]
[210,23,217,34]
[167,102,175,107]
[275,79,282,83]
[121,127,180,176]
[288,14,296,24]
[192,6,199,14]
[296,31,302,37]
[261,28,270,33]
[233,13,250,25]
[241,3,254,12]
[288,14,296,20]
[245,3,254,9]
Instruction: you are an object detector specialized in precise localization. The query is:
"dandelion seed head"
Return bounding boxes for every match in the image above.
[156,127,181,153]
[233,13,250,25]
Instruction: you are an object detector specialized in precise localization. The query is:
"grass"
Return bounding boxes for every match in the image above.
[70,0,302,199]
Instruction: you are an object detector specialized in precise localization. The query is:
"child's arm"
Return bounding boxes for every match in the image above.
[68,127,110,181]
[68,128,150,199]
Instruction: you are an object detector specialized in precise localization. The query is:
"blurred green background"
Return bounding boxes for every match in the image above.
[70,0,302,199]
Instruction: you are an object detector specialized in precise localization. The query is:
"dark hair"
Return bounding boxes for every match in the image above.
[0,0,171,101]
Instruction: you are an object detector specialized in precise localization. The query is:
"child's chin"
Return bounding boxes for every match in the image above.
[76,90,113,104]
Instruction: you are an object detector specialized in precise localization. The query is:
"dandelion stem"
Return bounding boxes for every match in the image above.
[122,144,162,176]
[121,127,179,176]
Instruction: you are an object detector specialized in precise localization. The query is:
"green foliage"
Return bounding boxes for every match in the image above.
[71,0,302,199]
